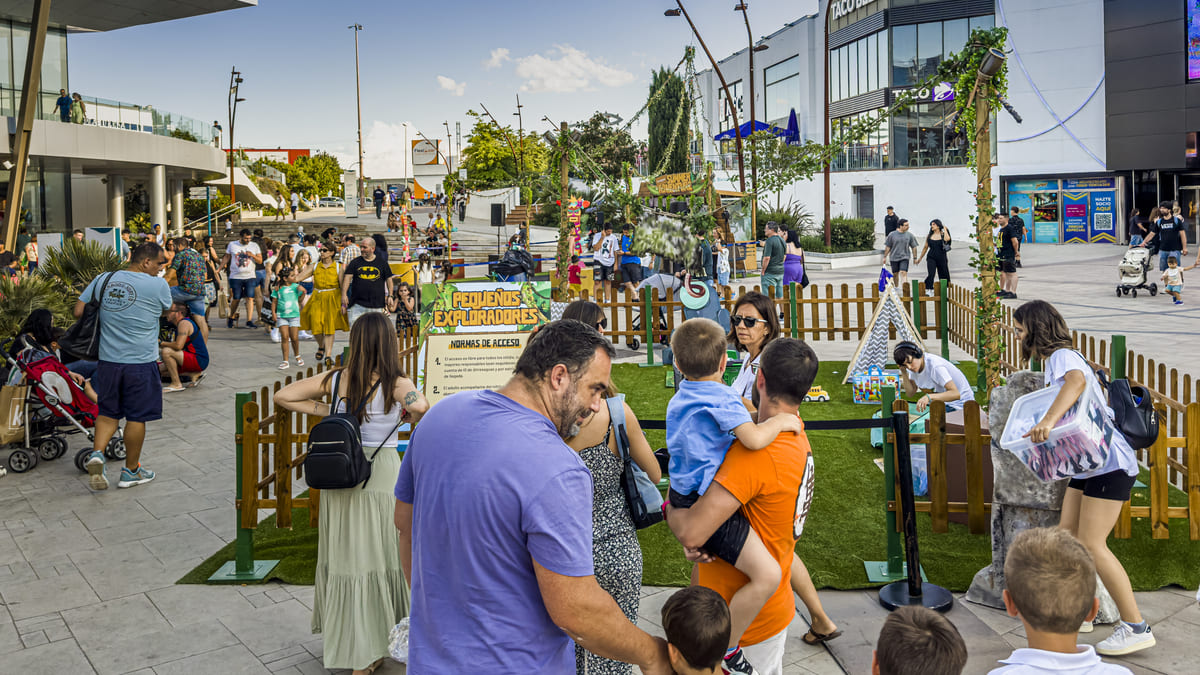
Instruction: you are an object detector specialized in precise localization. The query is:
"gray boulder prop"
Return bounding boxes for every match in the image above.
[964,370,1121,624]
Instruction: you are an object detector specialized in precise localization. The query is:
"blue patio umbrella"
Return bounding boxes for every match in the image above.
[713,119,781,141]
[784,108,801,146]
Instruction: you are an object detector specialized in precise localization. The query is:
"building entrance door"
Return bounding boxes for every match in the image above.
[853,185,874,222]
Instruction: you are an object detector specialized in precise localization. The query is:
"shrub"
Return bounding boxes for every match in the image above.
[0,274,76,342]
[37,238,126,294]
[756,202,815,240]
[794,217,878,254]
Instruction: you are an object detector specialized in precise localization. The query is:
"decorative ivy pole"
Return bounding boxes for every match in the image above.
[553,121,572,301]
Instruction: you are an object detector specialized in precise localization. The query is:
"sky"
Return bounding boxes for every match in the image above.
[67,0,818,179]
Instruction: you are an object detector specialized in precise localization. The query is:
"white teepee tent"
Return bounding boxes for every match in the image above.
[843,282,926,384]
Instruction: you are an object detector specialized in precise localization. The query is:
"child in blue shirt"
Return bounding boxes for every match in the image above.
[666,317,802,672]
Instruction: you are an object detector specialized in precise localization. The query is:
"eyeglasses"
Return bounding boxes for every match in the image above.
[731,315,765,328]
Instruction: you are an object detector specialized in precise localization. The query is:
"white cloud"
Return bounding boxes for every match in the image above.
[436,75,465,96]
[327,120,420,180]
[515,45,635,93]
[483,47,510,70]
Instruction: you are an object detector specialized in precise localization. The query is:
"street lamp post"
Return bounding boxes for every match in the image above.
[735,3,768,196]
[349,23,364,212]
[228,67,244,205]
[665,2,746,193]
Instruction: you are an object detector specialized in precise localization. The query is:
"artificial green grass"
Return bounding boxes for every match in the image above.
[181,361,1200,591]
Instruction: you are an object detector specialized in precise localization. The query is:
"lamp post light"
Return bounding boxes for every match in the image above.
[735,3,768,196]
[665,2,746,193]
[349,23,364,212]
[227,67,244,204]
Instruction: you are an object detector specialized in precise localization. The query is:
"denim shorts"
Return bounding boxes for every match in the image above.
[275,316,300,328]
[170,287,206,318]
[1160,250,1182,271]
[94,361,162,423]
[229,277,257,299]
[255,269,267,289]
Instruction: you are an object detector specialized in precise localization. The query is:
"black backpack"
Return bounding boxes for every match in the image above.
[304,372,400,490]
[1097,369,1161,450]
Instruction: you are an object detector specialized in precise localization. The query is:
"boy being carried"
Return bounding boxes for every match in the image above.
[666,318,802,675]
[991,527,1133,674]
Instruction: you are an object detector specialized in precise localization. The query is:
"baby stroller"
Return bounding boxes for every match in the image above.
[1116,246,1158,298]
[0,338,124,474]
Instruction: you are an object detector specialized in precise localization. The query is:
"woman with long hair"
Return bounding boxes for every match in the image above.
[274,313,428,674]
[299,245,349,365]
[1012,300,1152,655]
[915,219,951,292]
[562,301,659,675]
[782,227,808,289]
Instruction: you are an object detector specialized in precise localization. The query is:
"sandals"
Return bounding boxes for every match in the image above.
[187,372,206,388]
[314,349,325,361]
[278,362,290,370]
[296,357,305,367]
[801,628,843,645]
[162,385,185,393]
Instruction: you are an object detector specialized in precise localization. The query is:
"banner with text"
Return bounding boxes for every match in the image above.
[423,332,531,405]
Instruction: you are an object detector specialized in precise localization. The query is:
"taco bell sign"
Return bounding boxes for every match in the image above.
[830,0,879,20]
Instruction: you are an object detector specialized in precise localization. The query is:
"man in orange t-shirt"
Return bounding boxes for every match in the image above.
[664,338,819,675]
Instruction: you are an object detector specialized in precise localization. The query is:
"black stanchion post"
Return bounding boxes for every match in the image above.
[879,408,954,613]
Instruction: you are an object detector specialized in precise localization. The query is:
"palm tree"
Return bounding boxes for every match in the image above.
[36,238,125,295]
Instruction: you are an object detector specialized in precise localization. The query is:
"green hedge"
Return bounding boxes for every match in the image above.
[797,217,877,253]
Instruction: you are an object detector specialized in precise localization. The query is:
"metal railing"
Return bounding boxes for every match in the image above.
[183,201,243,234]
[28,91,217,146]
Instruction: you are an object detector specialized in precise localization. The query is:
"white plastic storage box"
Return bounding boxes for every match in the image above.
[999,383,1119,482]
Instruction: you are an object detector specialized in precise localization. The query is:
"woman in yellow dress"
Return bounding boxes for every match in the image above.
[300,245,348,364]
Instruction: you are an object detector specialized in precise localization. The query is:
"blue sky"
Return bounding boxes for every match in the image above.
[69,0,816,177]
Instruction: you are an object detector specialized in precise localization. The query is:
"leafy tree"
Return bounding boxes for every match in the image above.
[573,112,638,182]
[647,68,689,175]
[169,128,198,142]
[461,110,549,190]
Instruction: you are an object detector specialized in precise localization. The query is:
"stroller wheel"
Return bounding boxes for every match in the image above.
[7,448,34,473]
[1116,287,1123,297]
[627,338,640,351]
[105,437,126,461]
[74,447,91,472]
[37,437,65,461]
[1132,289,1138,298]
[1150,283,1158,296]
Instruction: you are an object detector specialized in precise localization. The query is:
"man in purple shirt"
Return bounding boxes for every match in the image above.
[395,320,671,674]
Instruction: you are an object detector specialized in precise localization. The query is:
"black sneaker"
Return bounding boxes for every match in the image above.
[1003,291,1018,299]
[246,321,258,329]
[723,648,759,675]
[226,318,234,329]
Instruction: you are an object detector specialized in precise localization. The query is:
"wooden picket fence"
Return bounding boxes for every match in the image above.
[234,328,421,530]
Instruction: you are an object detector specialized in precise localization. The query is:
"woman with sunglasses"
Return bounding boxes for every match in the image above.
[726,291,781,409]
[561,299,608,332]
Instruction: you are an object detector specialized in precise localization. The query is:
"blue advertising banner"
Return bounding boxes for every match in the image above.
[1089,191,1117,243]
[1008,193,1036,243]
[1062,192,1089,243]
[1008,179,1058,193]
[1063,177,1116,190]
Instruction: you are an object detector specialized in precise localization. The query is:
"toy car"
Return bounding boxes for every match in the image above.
[804,386,830,402]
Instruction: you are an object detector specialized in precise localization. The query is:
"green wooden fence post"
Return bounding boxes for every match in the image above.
[209,392,279,583]
[1111,334,1126,379]
[789,283,799,339]
[910,280,922,337]
[644,286,655,366]
[939,279,950,359]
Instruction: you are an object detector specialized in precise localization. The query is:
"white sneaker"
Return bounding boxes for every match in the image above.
[1096,622,1155,656]
[1079,620,1094,633]
[299,330,315,341]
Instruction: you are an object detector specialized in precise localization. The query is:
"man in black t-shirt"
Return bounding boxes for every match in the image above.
[1008,206,1026,268]
[996,213,1022,299]
[884,206,900,236]
[1145,201,1188,272]
[340,236,394,326]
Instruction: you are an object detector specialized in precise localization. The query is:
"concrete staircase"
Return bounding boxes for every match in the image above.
[505,204,542,226]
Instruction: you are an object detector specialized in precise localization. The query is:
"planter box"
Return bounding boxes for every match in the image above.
[804,249,883,270]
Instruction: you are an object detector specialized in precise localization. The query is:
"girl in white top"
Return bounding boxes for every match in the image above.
[1013,300,1152,657]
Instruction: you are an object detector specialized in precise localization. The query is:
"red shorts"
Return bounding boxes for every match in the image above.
[181,350,203,374]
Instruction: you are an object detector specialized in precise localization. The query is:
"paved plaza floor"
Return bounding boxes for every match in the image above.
[0,236,1197,674]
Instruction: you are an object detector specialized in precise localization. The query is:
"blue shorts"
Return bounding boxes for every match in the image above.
[255,269,267,289]
[94,361,163,423]
[1167,284,1183,293]
[170,287,206,318]
[230,277,256,299]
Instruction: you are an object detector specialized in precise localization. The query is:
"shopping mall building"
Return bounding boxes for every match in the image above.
[696,0,1200,244]
[0,1,254,235]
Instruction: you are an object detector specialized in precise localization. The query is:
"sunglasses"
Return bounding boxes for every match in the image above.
[731,315,766,328]
[596,317,608,330]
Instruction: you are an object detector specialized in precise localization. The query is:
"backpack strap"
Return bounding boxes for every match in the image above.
[606,394,630,463]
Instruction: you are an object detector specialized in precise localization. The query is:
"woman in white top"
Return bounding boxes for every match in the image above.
[726,290,781,410]
[275,313,428,674]
[1013,300,1151,657]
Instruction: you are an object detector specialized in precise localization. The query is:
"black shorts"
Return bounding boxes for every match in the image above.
[890,260,909,276]
[1067,470,1137,502]
[94,361,163,423]
[669,487,749,565]
[621,262,644,285]
[1000,258,1017,274]
[596,264,615,281]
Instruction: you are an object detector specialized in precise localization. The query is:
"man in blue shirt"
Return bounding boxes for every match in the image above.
[53,89,72,122]
[395,320,672,674]
[619,223,643,296]
[76,242,172,491]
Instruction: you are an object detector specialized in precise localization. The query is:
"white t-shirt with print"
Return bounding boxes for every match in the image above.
[226,241,261,280]
[593,232,619,267]
[909,353,974,409]
[1043,349,1138,479]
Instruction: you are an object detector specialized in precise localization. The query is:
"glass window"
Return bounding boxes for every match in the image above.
[0,22,10,88]
[830,48,841,101]
[764,56,800,126]
[848,44,859,98]
[11,22,27,87]
[878,30,889,89]
[943,19,968,60]
[41,30,66,94]
[892,24,916,87]
[917,22,942,83]
[866,34,877,92]
[840,47,849,100]
[969,15,994,33]
[918,103,944,166]
[858,38,869,94]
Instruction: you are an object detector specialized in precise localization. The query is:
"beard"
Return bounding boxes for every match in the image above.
[552,381,590,440]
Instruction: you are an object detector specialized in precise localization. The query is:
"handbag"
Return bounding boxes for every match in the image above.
[1096,368,1160,449]
[943,238,952,252]
[607,394,664,529]
[59,272,115,361]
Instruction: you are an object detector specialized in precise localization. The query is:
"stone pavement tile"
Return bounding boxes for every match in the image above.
[89,512,204,548]
[136,490,219,519]
[72,500,157,532]
[152,643,271,675]
[285,585,315,610]
[0,529,23,566]
[0,638,95,675]
[85,617,240,675]
[0,603,22,655]
[20,629,49,647]
[785,650,844,675]
[1130,589,1198,625]
[146,585,255,628]
[781,612,833,665]
[140,526,226,567]
[180,472,236,496]
[23,489,104,521]
[11,517,100,561]
[635,586,674,627]
[69,541,179,601]
[960,597,1024,636]
[262,646,314,671]
[1169,600,1200,627]
[0,569,100,620]
[218,598,314,657]
[1100,619,1194,675]
[191,506,237,542]
[62,593,170,649]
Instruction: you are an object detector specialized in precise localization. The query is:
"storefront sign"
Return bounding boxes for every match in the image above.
[1062,177,1116,190]
[931,82,955,102]
[830,0,879,21]
[1062,192,1089,243]
[412,139,440,165]
[1089,191,1117,243]
[423,332,531,405]
[654,172,693,194]
[1008,179,1058,193]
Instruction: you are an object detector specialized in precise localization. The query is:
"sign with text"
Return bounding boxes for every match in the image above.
[423,332,530,405]
[1062,192,1089,244]
[419,281,552,335]
[1062,177,1116,190]
[412,139,440,165]
[1089,191,1117,243]
[654,172,693,195]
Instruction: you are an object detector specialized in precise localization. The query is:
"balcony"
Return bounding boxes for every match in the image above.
[3,89,218,147]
